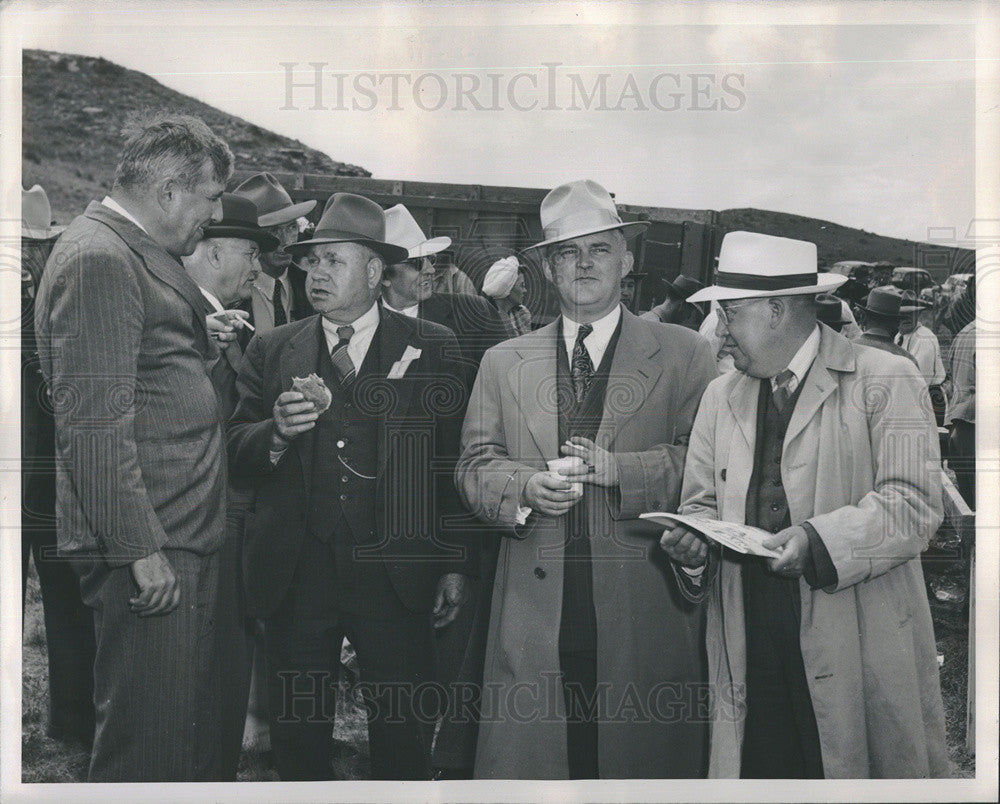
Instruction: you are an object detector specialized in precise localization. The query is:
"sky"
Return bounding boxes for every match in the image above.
[8,0,984,243]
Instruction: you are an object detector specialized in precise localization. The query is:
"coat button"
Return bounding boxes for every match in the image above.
[534,567,546,579]
[770,503,780,512]
[342,476,349,483]
[720,469,727,481]
[337,440,345,449]
[340,494,348,501]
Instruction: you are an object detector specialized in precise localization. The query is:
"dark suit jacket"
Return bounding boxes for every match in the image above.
[34,201,227,565]
[227,308,476,618]
[418,292,508,378]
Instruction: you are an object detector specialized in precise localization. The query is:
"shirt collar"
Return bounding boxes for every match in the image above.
[101,196,148,234]
[199,287,225,313]
[381,298,420,318]
[776,324,820,387]
[322,301,380,340]
[562,304,621,345]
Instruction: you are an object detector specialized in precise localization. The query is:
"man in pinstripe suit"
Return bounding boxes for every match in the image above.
[34,115,237,781]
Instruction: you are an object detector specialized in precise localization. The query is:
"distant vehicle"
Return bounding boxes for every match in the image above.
[890,266,934,293]
[831,260,894,290]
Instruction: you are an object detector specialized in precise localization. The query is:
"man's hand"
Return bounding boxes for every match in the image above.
[522,471,584,517]
[433,573,470,628]
[273,391,319,444]
[130,550,179,616]
[659,525,709,568]
[559,436,619,487]
[763,525,810,579]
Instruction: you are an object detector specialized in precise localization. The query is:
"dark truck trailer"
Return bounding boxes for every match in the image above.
[229,170,719,323]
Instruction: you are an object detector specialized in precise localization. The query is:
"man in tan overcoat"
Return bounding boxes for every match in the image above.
[661,231,949,778]
[456,180,717,779]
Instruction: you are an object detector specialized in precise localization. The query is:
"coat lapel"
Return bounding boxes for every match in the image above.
[282,317,324,492]
[86,202,212,351]
[596,310,663,446]
[726,371,759,453]
[507,323,560,459]
[784,328,855,447]
[377,309,419,480]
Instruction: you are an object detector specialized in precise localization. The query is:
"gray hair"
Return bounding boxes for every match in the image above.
[113,113,233,193]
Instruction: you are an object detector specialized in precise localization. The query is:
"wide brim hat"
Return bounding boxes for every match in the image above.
[687,231,845,303]
[233,172,316,227]
[858,287,907,318]
[286,193,409,264]
[203,193,279,252]
[899,288,932,314]
[22,184,67,240]
[662,274,704,300]
[522,179,649,252]
[383,204,451,260]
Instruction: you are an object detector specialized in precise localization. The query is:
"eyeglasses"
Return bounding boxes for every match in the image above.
[716,299,760,325]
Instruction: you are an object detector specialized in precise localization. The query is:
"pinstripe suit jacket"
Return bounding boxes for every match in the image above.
[34,201,227,566]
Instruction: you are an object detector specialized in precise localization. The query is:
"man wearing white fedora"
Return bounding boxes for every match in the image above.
[660,231,948,778]
[381,203,507,383]
[457,179,718,779]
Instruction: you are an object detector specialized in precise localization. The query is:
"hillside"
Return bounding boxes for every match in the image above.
[22,49,369,223]
[717,208,975,279]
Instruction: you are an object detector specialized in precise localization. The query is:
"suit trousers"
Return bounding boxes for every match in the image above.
[264,532,438,781]
[78,548,234,781]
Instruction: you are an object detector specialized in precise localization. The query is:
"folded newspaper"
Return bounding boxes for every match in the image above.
[639,512,781,559]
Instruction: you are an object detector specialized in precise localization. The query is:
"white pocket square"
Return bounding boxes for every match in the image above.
[387,346,422,379]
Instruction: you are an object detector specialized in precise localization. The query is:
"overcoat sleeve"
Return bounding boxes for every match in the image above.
[806,363,943,591]
[455,349,538,537]
[611,335,718,520]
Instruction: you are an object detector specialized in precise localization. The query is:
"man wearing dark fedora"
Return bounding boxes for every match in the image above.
[233,172,317,334]
[660,231,948,779]
[457,179,717,779]
[227,192,475,780]
[853,287,918,365]
[182,193,277,778]
[640,273,706,330]
[21,185,96,749]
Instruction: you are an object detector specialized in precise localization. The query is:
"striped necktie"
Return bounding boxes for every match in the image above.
[571,323,595,404]
[330,325,356,386]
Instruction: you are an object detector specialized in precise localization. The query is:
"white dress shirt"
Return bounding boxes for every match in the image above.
[772,325,821,393]
[561,304,622,369]
[320,301,381,372]
[381,299,420,318]
[101,196,148,234]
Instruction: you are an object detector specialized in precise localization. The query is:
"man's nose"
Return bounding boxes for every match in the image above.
[210,197,224,223]
[576,250,594,268]
[715,312,729,338]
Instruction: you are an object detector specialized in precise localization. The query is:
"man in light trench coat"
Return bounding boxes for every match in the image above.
[456,179,718,779]
[660,231,949,778]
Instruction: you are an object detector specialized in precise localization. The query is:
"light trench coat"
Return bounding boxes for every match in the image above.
[680,325,950,778]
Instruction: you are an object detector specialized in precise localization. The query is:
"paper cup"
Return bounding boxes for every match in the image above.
[547,457,584,494]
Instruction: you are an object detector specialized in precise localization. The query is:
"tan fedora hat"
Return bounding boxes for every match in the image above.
[383,204,451,260]
[233,172,316,227]
[687,231,845,303]
[522,179,649,252]
[285,193,409,265]
[22,185,66,240]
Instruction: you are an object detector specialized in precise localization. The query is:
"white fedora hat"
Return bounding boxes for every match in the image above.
[522,179,649,252]
[384,204,451,260]
[687,231,846,303]
[22,185,66,240]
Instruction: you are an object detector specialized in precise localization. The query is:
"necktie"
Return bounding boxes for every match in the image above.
[272,280,288,327]
[772,368,796,413]
[571,323,595,404]
[330,325,356,386]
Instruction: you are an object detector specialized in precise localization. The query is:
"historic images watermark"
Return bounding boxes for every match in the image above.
[279,62,747,113]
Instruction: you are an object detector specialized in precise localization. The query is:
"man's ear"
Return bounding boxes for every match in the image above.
[621,250,634,277]
[155,177,178,213]
[541,257,554,285]
[367,256,384,289]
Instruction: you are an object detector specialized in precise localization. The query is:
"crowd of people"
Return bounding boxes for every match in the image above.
[20,112,974,783]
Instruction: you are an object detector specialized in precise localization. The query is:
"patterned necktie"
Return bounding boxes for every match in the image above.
[571,323,595,404]
[772,368,796,413]
[330,325,356,386]
[272,280,288,327]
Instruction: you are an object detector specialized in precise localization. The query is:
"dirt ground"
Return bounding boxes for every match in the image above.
[21,532,976,782]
